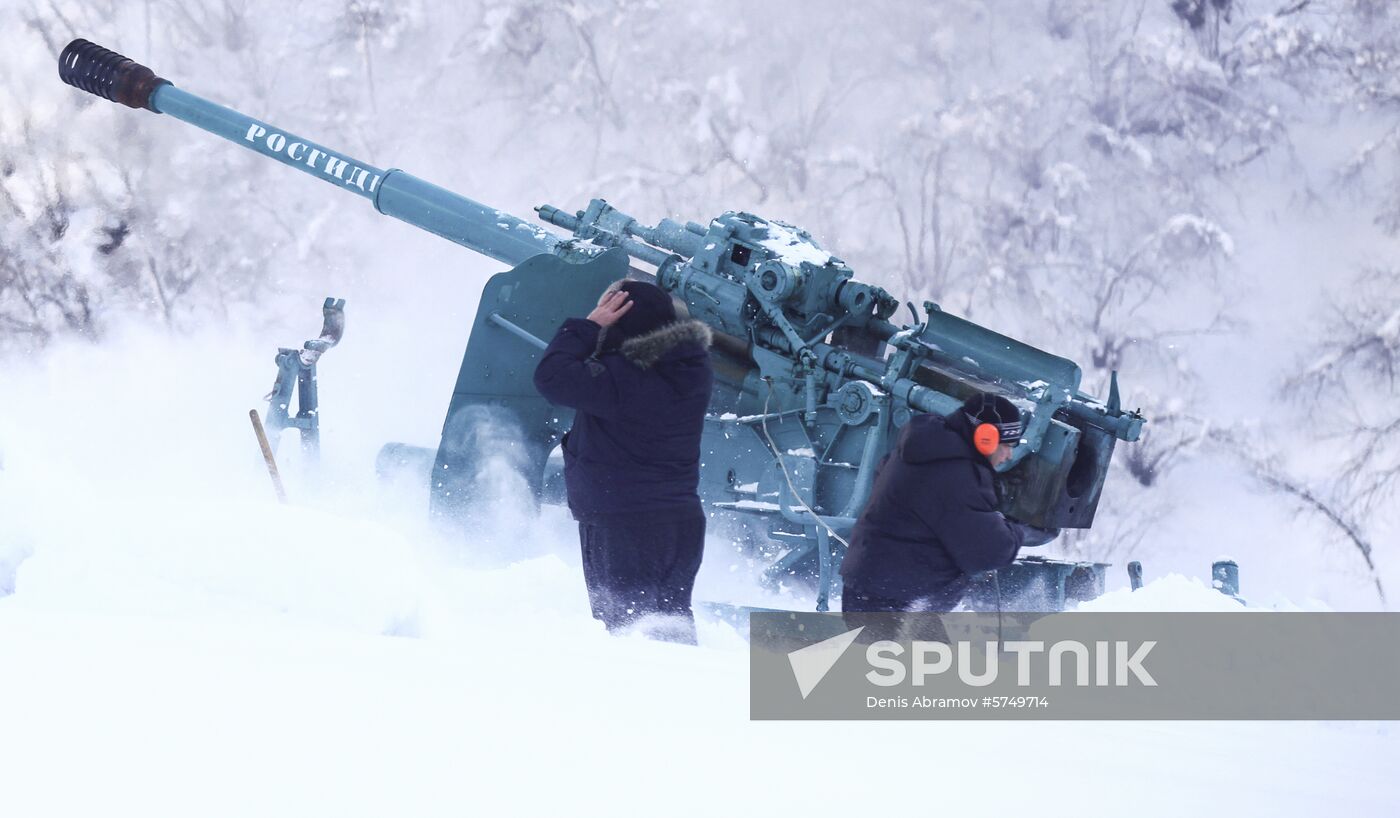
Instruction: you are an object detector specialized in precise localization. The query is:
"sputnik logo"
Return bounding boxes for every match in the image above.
[787,627,864,699]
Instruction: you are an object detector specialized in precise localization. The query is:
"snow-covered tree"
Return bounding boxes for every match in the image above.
[4,0,1398,586]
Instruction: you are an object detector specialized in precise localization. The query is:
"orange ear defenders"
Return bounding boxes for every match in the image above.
[972,423,1002,457]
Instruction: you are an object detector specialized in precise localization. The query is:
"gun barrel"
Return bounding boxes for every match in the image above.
[58,38,570,267]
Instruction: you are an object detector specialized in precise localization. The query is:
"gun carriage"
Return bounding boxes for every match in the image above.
[59,39,1150,612]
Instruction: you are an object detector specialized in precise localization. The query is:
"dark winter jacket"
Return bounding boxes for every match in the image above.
[533,317,714,521]
[839,411,1026,610]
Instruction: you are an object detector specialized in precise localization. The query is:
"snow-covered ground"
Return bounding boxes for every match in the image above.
[1,327,1396,817]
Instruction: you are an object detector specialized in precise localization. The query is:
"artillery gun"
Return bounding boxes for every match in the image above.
[58,39,1150,612]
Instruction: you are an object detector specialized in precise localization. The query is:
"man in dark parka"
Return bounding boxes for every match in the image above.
[840,393,1054,613]
[533,280,714,643]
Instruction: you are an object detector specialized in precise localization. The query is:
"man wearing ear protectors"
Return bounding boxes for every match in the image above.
[839,393,1058,613]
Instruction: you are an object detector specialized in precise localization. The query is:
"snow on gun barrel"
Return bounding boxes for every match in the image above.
[58,37,1151,612]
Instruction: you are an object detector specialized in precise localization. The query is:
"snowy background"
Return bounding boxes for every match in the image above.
[2,1,1398,815]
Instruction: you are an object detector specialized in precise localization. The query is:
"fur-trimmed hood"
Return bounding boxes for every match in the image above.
[619,319,713,369]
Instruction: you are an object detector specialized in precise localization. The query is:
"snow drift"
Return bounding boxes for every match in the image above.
[0,322,1395,817]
